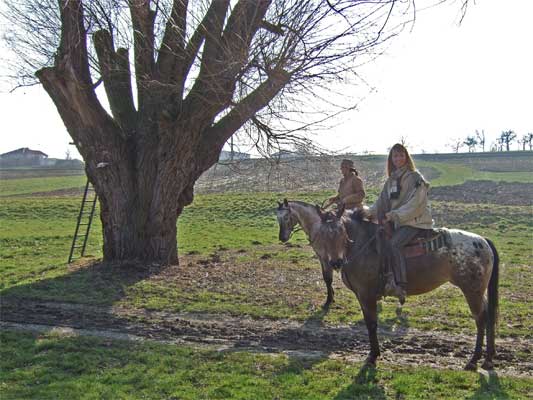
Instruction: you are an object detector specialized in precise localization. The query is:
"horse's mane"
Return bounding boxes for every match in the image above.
[287,200,316,210]
[350,207,373,223]
[342,207,378,251]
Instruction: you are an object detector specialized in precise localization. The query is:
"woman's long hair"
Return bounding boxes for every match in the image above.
[386,143,416,177]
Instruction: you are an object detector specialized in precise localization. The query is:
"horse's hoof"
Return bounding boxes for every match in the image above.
[481,360,494,370]
[464,362,477,371]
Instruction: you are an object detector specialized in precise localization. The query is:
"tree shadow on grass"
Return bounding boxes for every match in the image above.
[1,260,163,305]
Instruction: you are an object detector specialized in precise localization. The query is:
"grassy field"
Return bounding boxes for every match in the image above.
[2,330,531,400]
[1,153,532,399]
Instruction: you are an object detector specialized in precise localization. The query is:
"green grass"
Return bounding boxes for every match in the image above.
[1,192,531,337]
[0,175,86,196]
[0,197,102,291]
[1,330,531,400]
[1,162,532,397]
[417,161,533,186]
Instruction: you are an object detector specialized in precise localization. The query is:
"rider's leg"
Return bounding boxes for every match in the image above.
[388,226,420,304]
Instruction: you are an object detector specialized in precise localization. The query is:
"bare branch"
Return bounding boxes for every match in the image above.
[156,0,188,83]
[93,30,137,134]
[204,67,291,148]
[129,0,156,110]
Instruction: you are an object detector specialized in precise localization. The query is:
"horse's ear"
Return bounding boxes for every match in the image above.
[336,203,345,218]
[283,198,289,207]
[277,201,283,209]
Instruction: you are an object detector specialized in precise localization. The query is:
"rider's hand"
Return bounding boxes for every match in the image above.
[384,212,393,222]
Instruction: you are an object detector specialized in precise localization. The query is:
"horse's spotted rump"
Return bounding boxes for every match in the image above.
[447,229,493,288]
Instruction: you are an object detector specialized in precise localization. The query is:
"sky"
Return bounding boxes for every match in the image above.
[0,0,532,159]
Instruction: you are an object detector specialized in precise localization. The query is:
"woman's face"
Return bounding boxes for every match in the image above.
[392,149,407,169]
[340,165,349,175]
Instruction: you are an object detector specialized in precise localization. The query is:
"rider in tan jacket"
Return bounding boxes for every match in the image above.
[325,159,365,210]
[369,144,434,304]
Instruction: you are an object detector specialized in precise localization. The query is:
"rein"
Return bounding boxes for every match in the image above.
[346,228,380,263]
[288,225,302,240]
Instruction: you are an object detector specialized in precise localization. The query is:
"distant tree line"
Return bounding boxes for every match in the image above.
[448,130,533,153]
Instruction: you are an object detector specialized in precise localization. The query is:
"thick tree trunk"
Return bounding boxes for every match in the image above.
[37,66,221,266]
[85,129,198,265]
[96,174,181,264]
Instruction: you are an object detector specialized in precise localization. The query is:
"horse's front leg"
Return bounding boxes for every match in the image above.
[360,297,380,365]
[320,259,334,310]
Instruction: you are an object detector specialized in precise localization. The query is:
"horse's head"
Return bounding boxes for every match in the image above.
[313,204,350,269]
[276,198,298,242]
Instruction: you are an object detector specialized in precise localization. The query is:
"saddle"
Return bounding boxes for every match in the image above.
[402,228,451,259]
[382,225,451,259]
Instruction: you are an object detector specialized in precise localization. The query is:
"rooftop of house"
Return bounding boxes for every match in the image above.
[0,147,48,157]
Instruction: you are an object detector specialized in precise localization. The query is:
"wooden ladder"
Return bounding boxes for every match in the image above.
[68,179,98,263]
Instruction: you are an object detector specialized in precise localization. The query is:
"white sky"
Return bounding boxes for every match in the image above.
[1,0,532,159]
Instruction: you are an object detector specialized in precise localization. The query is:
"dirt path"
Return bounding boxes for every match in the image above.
[2,298,531,378]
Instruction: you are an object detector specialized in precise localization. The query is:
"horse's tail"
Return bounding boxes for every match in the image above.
[485,238,499,333]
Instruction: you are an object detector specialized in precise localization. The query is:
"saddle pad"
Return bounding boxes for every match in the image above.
[402,229,451,259]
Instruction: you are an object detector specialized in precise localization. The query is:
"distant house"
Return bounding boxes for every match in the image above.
[219,150,250,161]
[0,147,49,167]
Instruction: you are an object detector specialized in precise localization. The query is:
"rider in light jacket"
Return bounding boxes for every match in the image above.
[325,159,366,210]
[369,143,434,304]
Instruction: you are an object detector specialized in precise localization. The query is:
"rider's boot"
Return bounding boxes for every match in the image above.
[384,252,407,305]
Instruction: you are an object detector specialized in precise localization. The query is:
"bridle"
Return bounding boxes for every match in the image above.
[279,205,302,240]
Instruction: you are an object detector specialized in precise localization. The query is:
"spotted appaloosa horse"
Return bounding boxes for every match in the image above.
[278,201,499,371]
[276,199,348,309]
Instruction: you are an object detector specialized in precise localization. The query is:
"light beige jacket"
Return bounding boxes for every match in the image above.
[336,173,366,210]
[369,167,434,229]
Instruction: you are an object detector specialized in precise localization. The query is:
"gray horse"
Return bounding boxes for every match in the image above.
[276,199,347,309]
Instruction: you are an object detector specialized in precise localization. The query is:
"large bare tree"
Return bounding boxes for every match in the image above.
[2,0,465,265]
